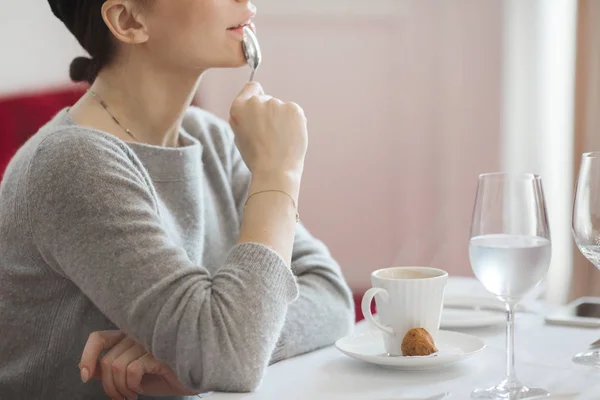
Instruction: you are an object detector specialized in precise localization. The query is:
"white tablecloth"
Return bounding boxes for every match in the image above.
[213,278,600,399]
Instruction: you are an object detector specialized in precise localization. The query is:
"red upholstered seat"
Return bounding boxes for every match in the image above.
[353,291,375,322]
[0,87,85,177]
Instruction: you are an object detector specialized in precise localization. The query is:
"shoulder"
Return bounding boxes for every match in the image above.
[9,122,152,214]
[2,111,154,222]
[182,106,235,160]
[21,124,159,226]
[27,125,143,182]
[4,111,136,183]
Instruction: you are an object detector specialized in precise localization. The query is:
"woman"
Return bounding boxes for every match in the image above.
[0,0,354,399]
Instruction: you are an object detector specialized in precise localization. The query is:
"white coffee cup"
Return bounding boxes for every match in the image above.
[361,266,448,356]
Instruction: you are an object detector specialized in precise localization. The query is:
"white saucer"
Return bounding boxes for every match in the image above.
[335,329,485,370]
[530,395,577,400]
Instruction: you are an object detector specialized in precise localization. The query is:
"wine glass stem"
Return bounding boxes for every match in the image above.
[505,303,518,384]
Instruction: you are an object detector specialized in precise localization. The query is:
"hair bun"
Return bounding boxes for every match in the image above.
[69,56,95,84]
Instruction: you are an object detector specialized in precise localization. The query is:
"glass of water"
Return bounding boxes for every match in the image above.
[469,173,551,399]
[572,152,600,367]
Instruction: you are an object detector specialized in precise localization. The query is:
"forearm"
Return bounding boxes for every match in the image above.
[28,132,301,393]
[238,171,301,265]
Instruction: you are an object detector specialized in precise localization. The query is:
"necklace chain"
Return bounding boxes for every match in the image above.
[88,89,138,142]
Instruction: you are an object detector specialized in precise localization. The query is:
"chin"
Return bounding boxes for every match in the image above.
[208,46,250,69]
[212,62,247,70]
[217,56,249,69]
[233,58,249,68]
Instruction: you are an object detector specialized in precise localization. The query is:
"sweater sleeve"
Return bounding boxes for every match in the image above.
[228,128,355,363]
[25,129,298,393]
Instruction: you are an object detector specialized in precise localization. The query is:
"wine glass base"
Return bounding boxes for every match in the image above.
[573,350,600,367]
[471,379,549,400]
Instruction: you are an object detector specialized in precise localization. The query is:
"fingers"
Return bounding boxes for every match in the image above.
[79,330,125,383]
[125,352,160,393]
[99,337,137,400]
[111,344,147,400]
[230,82,271,126]
[285,102,307,121]
[126,353,197,397]
[235,81,264,102]
[266,97,284,107]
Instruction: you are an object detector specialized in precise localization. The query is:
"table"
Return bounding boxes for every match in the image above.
[214,278,600,399]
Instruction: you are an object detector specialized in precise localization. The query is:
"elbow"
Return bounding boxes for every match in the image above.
[187,361,267,393]
[181,344,272,393]
[333,284,356,339]
[338,297,356,338]
[339,282,356,332]
[312,277,355,342]
[228,368,266,392]
[217,358,268,393]
[320,285,356,343]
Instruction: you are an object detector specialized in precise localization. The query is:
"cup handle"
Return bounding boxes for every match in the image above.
[361,287,394,335]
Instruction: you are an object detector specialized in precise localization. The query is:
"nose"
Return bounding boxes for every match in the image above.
[236,0,256,15]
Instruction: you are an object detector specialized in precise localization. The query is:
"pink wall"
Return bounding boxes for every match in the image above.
[199,1,502,291]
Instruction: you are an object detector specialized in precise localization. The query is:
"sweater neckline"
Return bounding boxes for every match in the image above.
[60,109,204,182]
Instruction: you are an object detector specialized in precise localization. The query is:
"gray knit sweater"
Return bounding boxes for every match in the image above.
[0,107,354,399]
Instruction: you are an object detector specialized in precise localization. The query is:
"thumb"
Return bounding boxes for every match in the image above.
[230,82,265,126]
[235,81,264,102]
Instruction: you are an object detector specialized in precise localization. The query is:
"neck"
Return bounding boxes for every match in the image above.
[89,60,204,147]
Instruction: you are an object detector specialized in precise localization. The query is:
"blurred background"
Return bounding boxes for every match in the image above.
[1,0,598,310]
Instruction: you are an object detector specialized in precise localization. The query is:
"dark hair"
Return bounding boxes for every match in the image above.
[64,0,154,84]
[66,0,115,84]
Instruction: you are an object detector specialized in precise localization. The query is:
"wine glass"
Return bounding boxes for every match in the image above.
[469,173,552,399]
[572,152,600,367]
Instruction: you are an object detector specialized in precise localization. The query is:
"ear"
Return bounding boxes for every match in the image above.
[101,0,150,45]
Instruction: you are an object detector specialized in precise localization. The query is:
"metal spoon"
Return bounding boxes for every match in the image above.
[242,25,262,82]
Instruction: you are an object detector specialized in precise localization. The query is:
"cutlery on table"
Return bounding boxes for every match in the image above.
[589,337,600,349]
[383,392,451,400]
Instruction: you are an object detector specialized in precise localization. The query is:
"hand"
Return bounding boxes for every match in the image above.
[229,82,308,178]
[79,330,198,400]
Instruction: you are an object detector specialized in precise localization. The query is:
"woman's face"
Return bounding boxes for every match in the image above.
[141,0,256,71]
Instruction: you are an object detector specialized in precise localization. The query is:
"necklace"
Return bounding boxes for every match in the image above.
[87,89,138,142]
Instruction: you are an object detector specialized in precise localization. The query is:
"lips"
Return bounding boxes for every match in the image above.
[228,21,251,30]
[227,10,256,31]
[226,21,256,38]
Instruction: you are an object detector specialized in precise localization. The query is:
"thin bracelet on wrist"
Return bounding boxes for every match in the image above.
[244,189,300,222]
